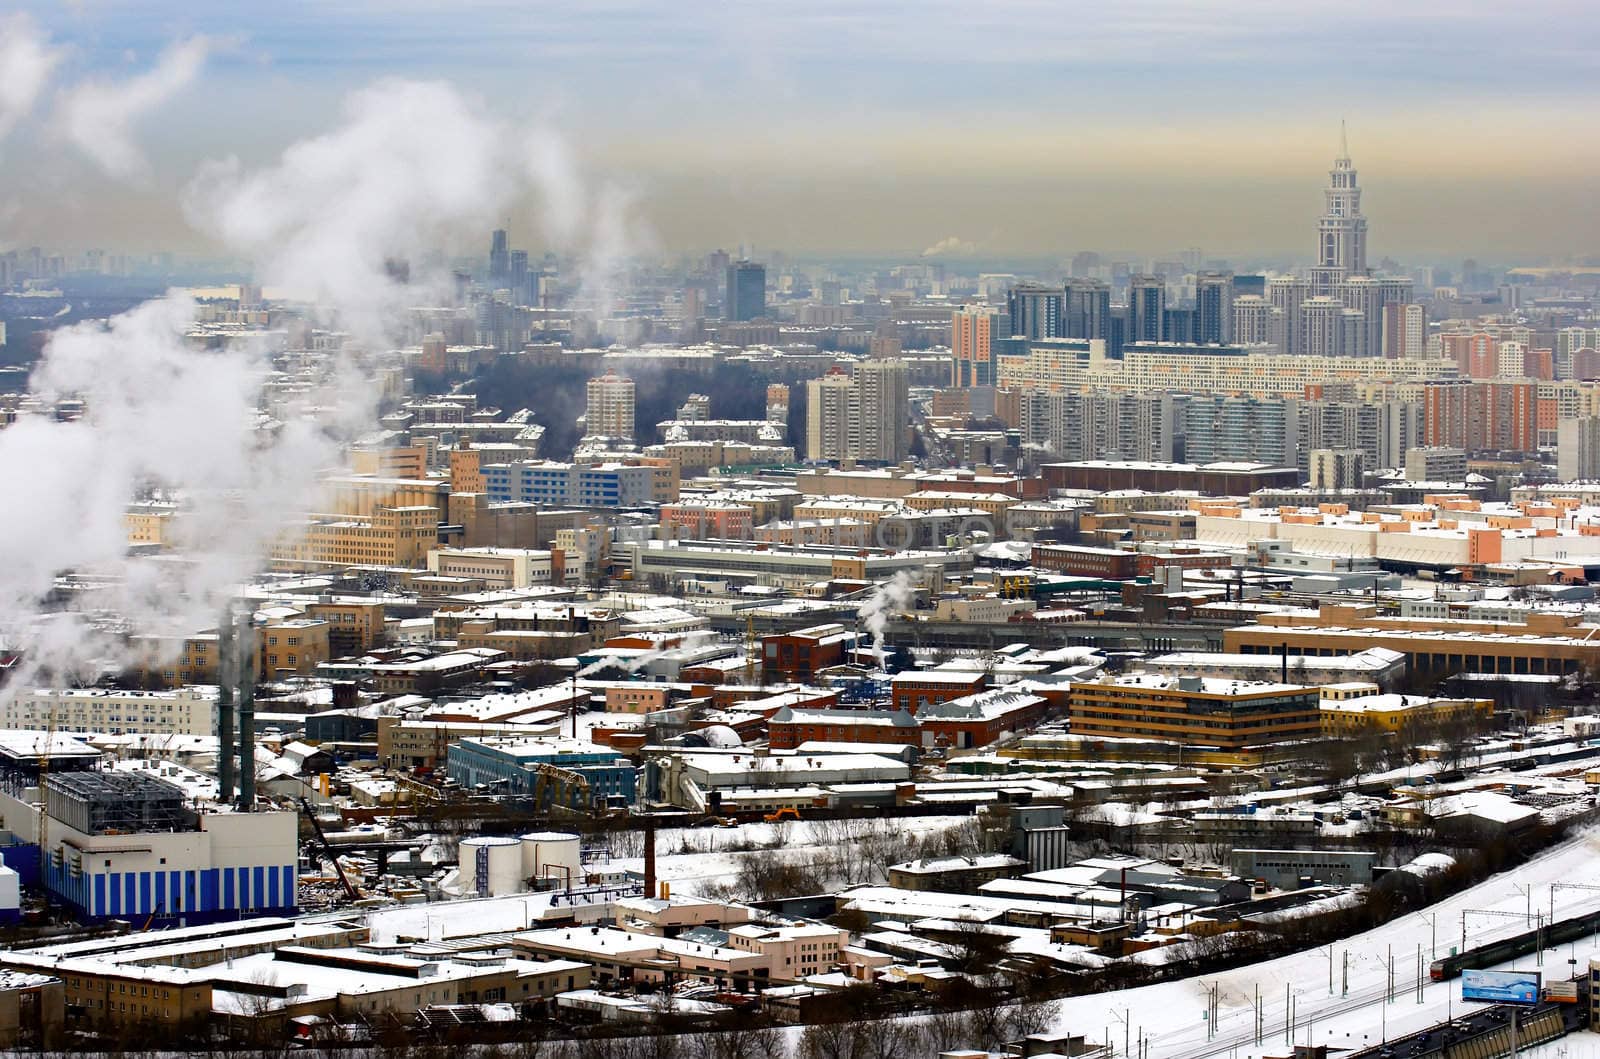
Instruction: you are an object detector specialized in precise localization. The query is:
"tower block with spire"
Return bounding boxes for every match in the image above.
[1309,121,1370,296]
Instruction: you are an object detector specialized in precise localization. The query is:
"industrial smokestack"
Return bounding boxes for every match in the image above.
[216,605,235,804]
[643,816,657,899]
[236,608,256,810]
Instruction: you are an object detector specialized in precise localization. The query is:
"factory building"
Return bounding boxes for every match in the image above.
[446,737,638,808]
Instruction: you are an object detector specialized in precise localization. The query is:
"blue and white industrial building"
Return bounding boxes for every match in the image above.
[0,733,297,925]
[447,736,637,809]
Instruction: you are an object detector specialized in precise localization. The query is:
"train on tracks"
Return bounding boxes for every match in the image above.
[1430,906,1600,980]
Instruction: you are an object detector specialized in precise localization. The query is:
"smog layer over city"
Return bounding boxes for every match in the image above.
[1,2,1599,1057]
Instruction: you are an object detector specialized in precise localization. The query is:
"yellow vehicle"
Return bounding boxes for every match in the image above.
[763,807,801,823]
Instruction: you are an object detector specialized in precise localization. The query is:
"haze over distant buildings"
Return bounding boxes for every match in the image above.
[0,1,1597,258]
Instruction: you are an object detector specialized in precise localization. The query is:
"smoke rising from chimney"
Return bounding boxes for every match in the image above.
[857,570,916,670]
[0,77,650,698]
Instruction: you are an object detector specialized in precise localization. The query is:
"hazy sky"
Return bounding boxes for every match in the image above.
[4,0,1599,262]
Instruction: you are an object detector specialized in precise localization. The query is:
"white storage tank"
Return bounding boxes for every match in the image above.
[459,836,524,897]
[520,831,582,890]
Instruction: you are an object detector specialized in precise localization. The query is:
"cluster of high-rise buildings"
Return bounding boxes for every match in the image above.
[942,134,1600,474]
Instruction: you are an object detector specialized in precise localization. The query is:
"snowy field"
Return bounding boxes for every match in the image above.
[606,815,973,892]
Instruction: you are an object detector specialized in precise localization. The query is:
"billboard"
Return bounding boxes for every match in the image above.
[1462,969,1541,1004]
[1545,981,1579,1003]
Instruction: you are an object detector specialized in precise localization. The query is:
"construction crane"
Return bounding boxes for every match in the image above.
[531,762,593,815]
[298,797,359,902]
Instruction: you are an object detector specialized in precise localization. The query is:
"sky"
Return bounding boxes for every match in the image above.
[2,0,1598,263]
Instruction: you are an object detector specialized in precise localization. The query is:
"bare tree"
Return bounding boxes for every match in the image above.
[799,1020,865,1059]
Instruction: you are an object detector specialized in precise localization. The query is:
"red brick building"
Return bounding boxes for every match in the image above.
[917,689,1048,750]
[889,671,986,714]
[767,707,920,750]
[761,624,852,682]
[1032,544,1139,579]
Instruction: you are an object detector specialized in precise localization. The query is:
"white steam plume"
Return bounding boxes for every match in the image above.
[186,79,510,335]
[0,78,649,698]
[56,35,211,179]
[0,14,62,145]
[575,649,666,679]
[921,235,975,258]
[0,294,348,692]
[517,128,654,322]
[856,570,916,670]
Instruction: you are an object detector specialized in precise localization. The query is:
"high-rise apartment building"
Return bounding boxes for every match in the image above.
[1127,275,1166,344]
[1233,295,1273,347]
[1266,277,1309,355]
[1308,449,1365,490]
[1301,399,1423,470]
[1299,296,1347,358]
[1006,283,1063,341]
[1182,395,1300,466]
[805,360,910,463]
[1017,390,1183,463]
[1423,379,1537,454]
[1309,124,1368,296]
[1195,271,1234,345]
[951,305,1004,387]
[726,260,767,321]
[1337,275,1382,357]
[1063,279,1111,340]
[1382,303,1426,359]
[586,370,637,441]
[1558,418,1600,481]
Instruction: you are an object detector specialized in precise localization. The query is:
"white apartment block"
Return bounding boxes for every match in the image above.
[996,340,1458,398]
[5,687,218,737]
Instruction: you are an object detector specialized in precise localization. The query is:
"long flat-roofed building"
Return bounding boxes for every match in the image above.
[1066,674,1322,751]
[1225,603,1600,679]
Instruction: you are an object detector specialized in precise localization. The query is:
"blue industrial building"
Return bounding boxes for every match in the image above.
[481,461,658,508]
[447,737,637,809]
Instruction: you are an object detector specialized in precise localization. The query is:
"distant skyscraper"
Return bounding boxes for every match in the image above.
[488,228,510,282]
[726,260,767,321]
[1308,449,1365,490]
[951,306,1004,387]
[1127,276,1166,344]
[1063,279,1110,340]
[586,370,636,440]
[508,249,529,303]
[1309,123,1369,296]
[1195,271,1234,345]
[1006,283,1063,340]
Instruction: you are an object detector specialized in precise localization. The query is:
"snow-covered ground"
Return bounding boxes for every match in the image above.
[607,815,972,891]
[1048,827,1600,1059]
